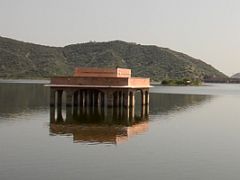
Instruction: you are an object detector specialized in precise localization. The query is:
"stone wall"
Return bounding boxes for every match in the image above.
[51,77,129,86]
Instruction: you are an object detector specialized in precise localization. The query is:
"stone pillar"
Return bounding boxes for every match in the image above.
[123,90,130,107]
[129,91,135,107]
[129,105,135,122]
[103,91,107,107]
[79,91,85,115]
[145,104,149,116]
[102,92,108,118]
[101,92,105,107]
[141,104,146,119]
[97,91,101,107]
[97,95,102,114]
[57,90,63,107]
[73,91,78,116]
[66,90,73,107]
[83,90,87,107]
[57,90,63,121]
[50,88,56,122]
[106,90,114,107]
[141,90,146,105]
[66,90,73,120]
[145,90,149,105]
[122,107,130,125]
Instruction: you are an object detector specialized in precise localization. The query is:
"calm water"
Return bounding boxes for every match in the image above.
[0,82,240,180]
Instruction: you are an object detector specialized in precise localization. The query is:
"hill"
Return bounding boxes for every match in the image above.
[231,73,240,79]
[0,36,227,80]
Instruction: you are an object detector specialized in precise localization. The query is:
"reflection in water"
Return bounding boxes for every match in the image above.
[0,83,212,144]
[50,105,149,144]
[0,82,237,180]
[49,93,211,145]
[149,93,212,115]
[0,83,49,115]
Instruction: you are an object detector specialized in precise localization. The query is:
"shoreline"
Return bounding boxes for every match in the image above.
[0,79,50,84]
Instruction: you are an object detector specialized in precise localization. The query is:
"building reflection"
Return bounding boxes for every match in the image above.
[50,105,149,144]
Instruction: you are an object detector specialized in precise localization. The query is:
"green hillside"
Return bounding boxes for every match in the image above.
[0,36,227,80]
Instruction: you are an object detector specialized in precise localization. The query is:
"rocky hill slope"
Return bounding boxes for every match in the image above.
[0,36,227,80]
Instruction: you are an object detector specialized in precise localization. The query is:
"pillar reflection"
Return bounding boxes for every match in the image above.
[49,88,149,144]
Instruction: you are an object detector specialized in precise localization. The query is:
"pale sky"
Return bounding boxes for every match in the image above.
[1,0,240,76]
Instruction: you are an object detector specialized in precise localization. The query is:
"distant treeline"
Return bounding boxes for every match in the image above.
[204,78,240,84]
[161,78,202,86]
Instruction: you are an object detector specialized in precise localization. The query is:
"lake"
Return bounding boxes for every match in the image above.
[0,82,240,180]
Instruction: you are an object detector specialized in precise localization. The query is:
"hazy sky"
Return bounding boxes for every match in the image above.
[1,0,240,75]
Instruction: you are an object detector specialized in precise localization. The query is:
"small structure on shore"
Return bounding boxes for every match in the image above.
[47,67,150,122]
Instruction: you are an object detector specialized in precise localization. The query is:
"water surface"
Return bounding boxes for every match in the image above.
[0,82,240,180]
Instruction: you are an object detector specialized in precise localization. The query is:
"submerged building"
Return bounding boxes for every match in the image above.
[47,67,150,124]
[49,67,150,108]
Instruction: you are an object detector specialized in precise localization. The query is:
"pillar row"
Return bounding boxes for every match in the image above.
[49,88,150,122]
